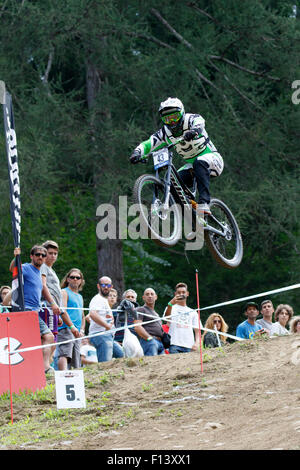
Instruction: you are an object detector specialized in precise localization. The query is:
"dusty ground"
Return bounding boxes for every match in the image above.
[1,334,300,452]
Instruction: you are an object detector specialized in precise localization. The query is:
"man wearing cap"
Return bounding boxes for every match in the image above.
[236,302,266,339]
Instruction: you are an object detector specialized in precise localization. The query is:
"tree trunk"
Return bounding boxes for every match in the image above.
[86,58,125,297]
[96,238,124,295]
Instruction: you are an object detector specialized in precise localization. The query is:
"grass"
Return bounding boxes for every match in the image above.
[0,358,188,447]
[1,336,293,450]
[203,352,213,362]
[0,414,75,446]
[141,382,153,392]
[0,397,126,447]
[0,384,56,405]
[0,360,150,447]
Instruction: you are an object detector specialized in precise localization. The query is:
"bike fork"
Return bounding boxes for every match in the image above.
[156,167,172,210]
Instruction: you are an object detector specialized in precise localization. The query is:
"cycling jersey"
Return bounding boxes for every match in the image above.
[136,113,218,164]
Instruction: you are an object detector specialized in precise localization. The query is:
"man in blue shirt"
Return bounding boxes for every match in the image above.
[10,245,56,373]
[236,302,266,339]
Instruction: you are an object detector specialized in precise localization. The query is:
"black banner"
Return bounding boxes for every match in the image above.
[2,85,24,312]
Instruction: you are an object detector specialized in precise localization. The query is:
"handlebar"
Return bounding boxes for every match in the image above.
[134,137,185,164]
[147,138,184,159]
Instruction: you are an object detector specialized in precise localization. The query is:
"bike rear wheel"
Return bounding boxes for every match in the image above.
[133,174,182,247]
[204,198,243,269]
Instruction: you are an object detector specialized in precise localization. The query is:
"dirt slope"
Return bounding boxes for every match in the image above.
[1,334,300,451]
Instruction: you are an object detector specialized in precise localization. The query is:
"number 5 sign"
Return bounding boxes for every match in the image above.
[55,370,86,409]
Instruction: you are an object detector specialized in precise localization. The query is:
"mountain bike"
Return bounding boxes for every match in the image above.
[132,142,243,269]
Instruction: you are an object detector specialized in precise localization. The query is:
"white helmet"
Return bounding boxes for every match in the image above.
[159,97,185,135]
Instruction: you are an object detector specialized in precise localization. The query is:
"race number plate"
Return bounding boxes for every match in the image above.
[55,370,86,409]
[153,148,169,170]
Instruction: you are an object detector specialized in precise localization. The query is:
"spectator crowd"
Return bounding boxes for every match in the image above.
[0,241,298,376]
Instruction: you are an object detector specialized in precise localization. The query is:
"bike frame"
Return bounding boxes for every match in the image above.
[152,145,230,239]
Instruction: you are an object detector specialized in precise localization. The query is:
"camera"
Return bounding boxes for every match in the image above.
[115,299,138,322]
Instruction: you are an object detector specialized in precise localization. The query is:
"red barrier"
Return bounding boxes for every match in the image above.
[0,311,46,395]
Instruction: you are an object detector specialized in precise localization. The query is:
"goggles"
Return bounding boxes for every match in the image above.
[161,111,182,125]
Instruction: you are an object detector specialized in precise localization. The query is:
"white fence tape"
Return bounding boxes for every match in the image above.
[200,283,300,311]
[2,316,159,356]
[0,308,243,362]
[162,312,243,342]
[1,282,298,359]
[3,282,297,313]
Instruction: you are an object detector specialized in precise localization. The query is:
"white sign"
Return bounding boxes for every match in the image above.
[55,370,86,409]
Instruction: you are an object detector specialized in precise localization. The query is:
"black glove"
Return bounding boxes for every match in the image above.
[130,149,142,164]
[184,129,198,142]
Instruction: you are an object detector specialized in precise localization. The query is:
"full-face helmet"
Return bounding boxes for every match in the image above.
[159,97,185,136]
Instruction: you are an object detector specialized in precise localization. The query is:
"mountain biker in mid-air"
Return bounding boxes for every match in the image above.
[130,97,224,214]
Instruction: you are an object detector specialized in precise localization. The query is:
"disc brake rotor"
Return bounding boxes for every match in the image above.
[151,199,168,220]
[223,222,232,241]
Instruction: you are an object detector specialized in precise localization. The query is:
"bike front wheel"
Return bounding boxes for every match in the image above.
[204,198,243,269]
[133,174,182,247]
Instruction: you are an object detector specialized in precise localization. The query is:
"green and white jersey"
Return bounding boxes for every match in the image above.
[136,113,218,164]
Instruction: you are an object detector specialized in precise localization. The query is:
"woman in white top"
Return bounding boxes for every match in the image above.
[270,304,294,336]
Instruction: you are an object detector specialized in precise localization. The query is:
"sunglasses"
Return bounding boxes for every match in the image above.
[34,252,46,258]
[213,319,221,324]
[69,275,81,280]
[161,111,182,125]
[100,283,112,288]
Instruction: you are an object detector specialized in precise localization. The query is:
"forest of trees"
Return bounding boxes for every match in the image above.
[0,0,299,333]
